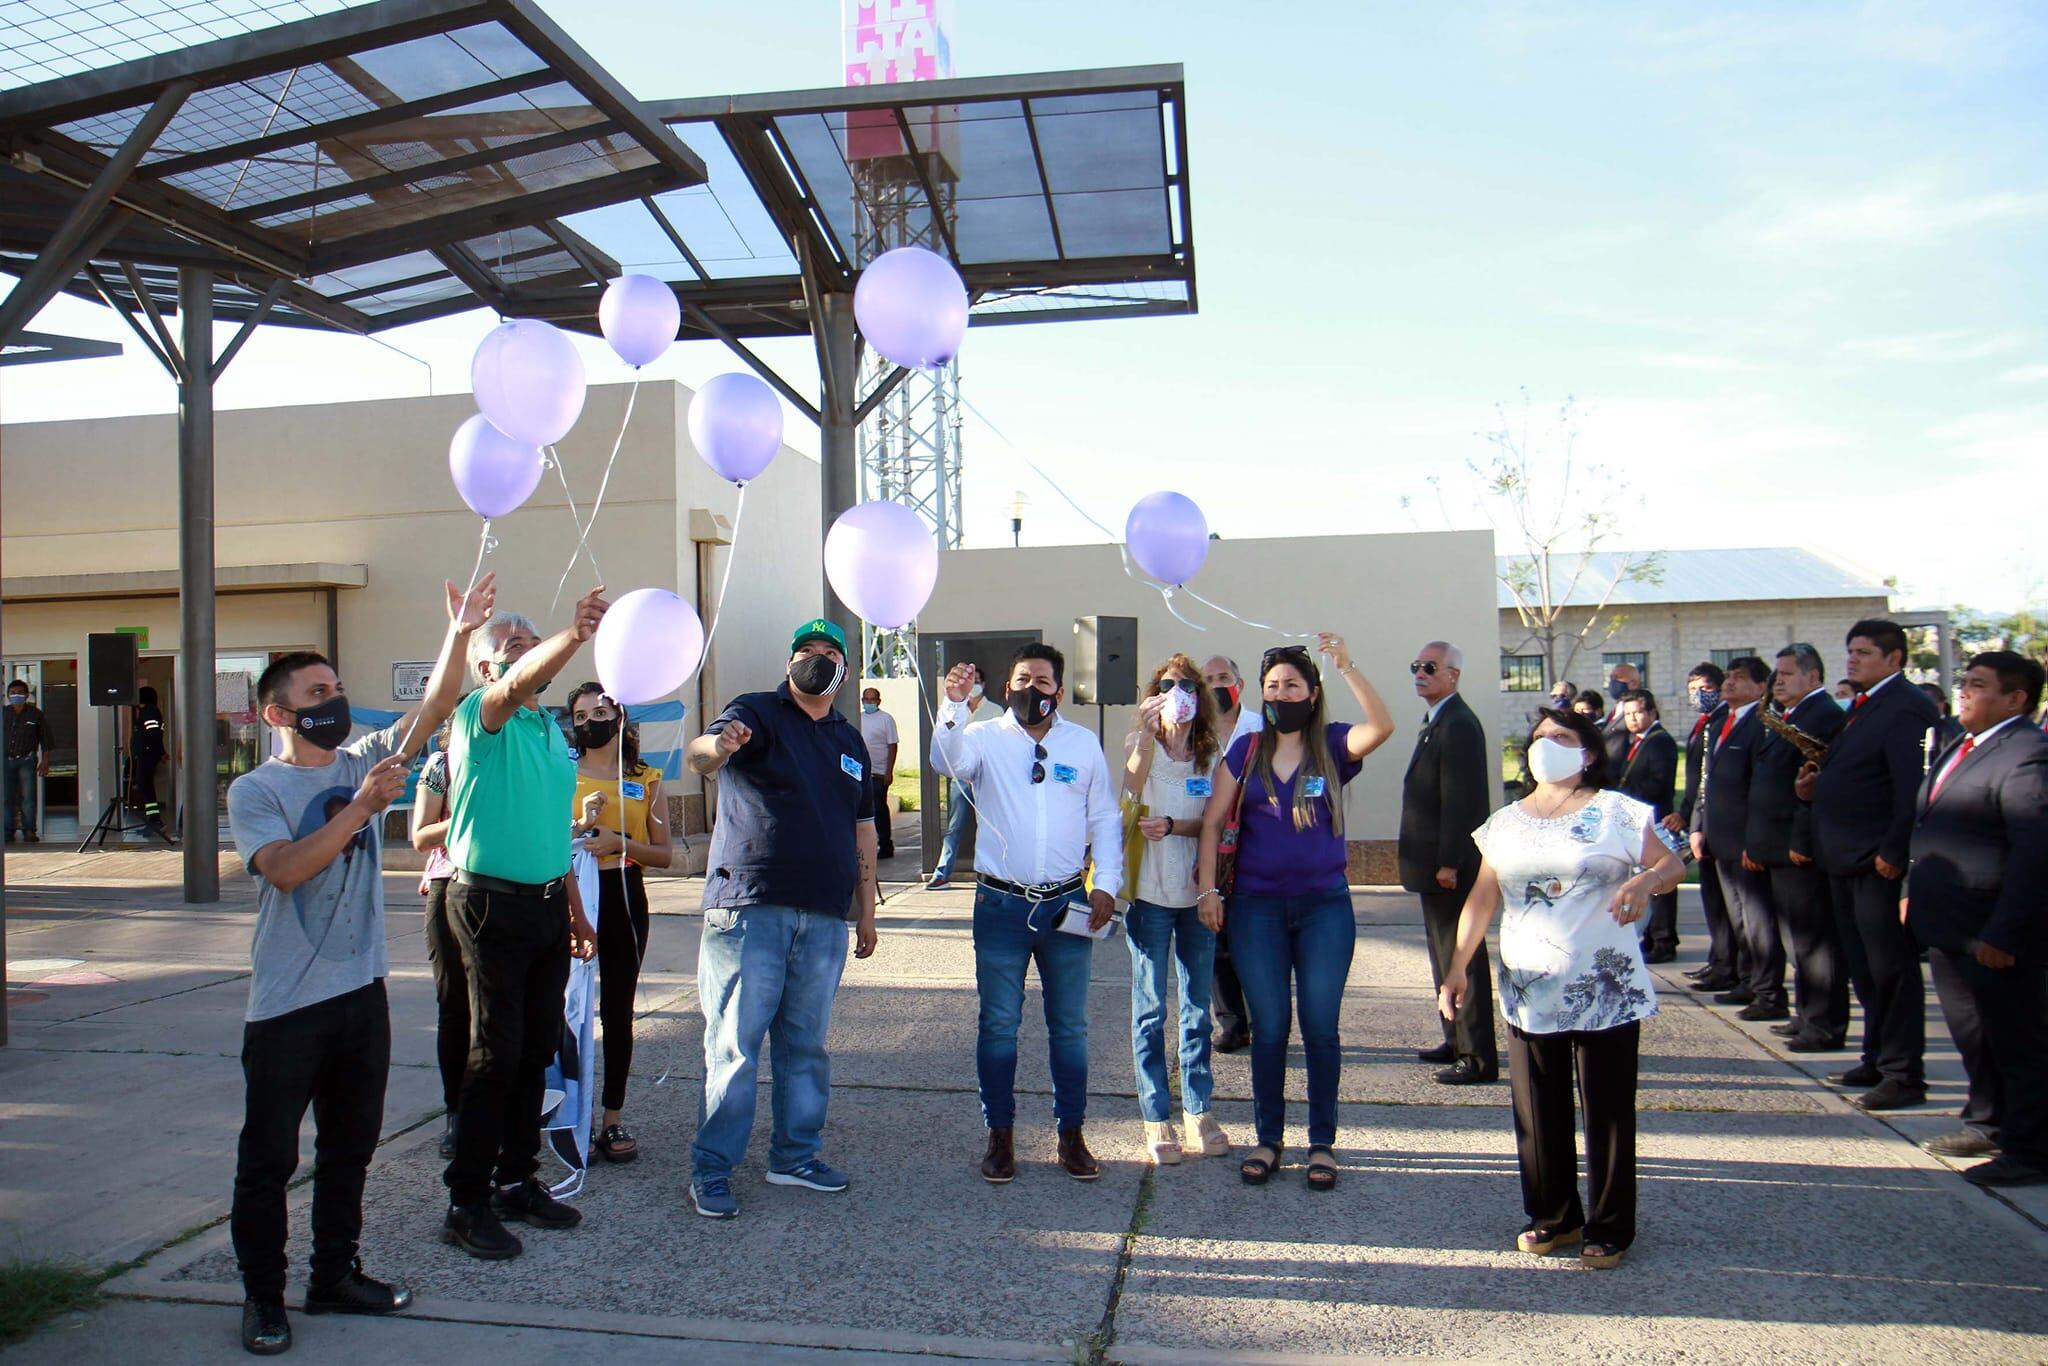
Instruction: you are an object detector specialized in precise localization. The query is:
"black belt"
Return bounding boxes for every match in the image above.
[977,872,1086,902]
[455,869,568,899]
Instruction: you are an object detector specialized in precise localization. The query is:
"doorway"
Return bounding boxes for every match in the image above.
[4,658,78,839]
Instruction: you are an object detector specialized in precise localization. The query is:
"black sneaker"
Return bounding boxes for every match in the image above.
[303,1259,413,1316]
[492,1178,583,1229]
[441,1203,522,1259]
[241,1298,291,1355]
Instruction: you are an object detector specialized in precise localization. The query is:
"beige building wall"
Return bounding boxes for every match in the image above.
[919,530,1498,868]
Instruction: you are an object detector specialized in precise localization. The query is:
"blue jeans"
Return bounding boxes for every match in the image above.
[973,884,1095,1129]
[692,904,850,1180]
[4,757,36,835]
[934,779,973,879]
[1228,889,1356,1148]
[1125,900,1217,1122]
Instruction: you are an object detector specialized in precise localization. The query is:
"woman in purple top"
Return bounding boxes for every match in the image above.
[1197,636,1395,1189]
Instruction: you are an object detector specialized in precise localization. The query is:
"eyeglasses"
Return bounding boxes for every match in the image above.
[1030,741,1047,785]
[1408,660,1440,676]
[1155,678,1199,695]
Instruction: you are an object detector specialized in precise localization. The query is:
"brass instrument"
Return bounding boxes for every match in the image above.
[1759,699,1830,766]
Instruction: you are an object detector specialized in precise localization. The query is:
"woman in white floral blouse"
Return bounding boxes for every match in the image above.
[1438,705,1685,1269]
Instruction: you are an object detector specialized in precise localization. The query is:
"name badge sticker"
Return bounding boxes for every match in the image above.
[1303,776,1327,798]
[621,780,646,801]
[841,753,864,782]
[1052,762,1079,785]
[1185,775,1213,797]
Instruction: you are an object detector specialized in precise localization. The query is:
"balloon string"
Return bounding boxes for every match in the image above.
[550,378,638,619]
[1160,585,1207,632]
[908,658,1012,872]
[695,483,748,665]
[1178,585,1317,640]
[547,443,606,618]
[396,517,494,760]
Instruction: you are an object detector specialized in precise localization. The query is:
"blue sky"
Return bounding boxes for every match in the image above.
[5,1,2045,610]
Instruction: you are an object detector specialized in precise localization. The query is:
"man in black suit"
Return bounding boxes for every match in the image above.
[1600,661,1640,774]
[1800,619,1937,1111]
[1746,644,1850,1050]
[1674,663,1737,989]
[1398,640,1497,1086]
[1615,688,1680,961]
[1907,652,2048,1185]
[1692,657,1783,1019]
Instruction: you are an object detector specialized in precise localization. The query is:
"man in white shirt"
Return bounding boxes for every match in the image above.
[1200,655,1259,1051]
[928,666,989,888]
[933,643,1121,1185]
[858,687,900,860]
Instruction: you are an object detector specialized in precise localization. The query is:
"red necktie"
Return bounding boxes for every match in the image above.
[1930,738,1974,801]
[1718,713,1734,745]
[1627,737,1642,762]
[1851,692,1867,711]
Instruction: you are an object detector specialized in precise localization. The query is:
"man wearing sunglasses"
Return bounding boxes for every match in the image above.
[934,643,1122,1184]
[1398,642,1498,1084]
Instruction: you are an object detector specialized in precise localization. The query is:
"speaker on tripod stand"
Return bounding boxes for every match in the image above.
[78,633,169,850]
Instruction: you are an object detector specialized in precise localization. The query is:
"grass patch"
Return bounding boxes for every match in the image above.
[0,1262,105,1348]
[889,766,921,813]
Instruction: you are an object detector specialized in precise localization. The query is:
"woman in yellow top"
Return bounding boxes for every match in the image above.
[568,683,673,1162]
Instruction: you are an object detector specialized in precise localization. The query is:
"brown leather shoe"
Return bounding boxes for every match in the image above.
[980,1127,1016,1184]
[1058,1126,1101,1181]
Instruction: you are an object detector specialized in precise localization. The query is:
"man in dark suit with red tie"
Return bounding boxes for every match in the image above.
[1616,688,1680,960]
[1907,651,2048,1185]
[1692,657,1783,1020]
[1747,643,1850,1051]
[1674,663,1736,989]
[1800,619,1938,1111]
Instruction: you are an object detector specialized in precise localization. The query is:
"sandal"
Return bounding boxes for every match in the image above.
[1581,1241,1626,1270]
[1304,1145,1338,1192]
[1517,1224,1584,1255]
[593,1123,639,1164]
[1239,1144,1281,1185]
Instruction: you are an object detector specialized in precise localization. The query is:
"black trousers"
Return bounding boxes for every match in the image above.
[1212,928,1249,1037]
[1930,947,2048,1166]
[1698,857,1736,978]
[444,880,572,1208]
[868,771,894,857]
[1716,858,1784,1008]
[1830,870,1924,1086]
[595,864,651,1112]
[1644,886,1679,955]
[422,879,469,1113]
[231,980,389,1303]
[1421,884,1497,1069]
[1507,1020,1639,1250]
[1768,862,1846,1042]
[132,752,164,818]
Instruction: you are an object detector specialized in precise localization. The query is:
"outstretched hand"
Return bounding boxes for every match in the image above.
[447,571,497,633]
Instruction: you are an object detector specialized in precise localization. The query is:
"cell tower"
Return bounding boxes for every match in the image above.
[843,1,963,677]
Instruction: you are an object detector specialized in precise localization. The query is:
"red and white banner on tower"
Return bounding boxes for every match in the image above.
[842,0,957,163]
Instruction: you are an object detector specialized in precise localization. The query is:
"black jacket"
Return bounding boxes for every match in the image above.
[1601,715,1631,777]
[1812,675,1937,876]
[1743,690,1847,867]
[1692,704,1762,861]
[1615,724,1678,821]
[1906,721,2048,958]
[1397,691,1491,890]
[1679,706,1722,825]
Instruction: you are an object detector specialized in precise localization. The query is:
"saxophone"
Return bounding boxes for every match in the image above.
[1758,697,1830,766]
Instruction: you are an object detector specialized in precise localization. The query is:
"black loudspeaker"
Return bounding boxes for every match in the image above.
[87,632,139,706]
[1071,615,1138,705]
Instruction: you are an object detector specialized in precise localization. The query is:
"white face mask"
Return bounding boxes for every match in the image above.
[1527,736,1588,785]
[1160,685,1197,725]
[967,682,985,701]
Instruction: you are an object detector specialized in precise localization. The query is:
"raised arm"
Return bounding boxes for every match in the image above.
[929,663,985,784]
[1123,691,1168,799]
[395,573,495,758]
[481,585,608,733]
[1320,633,1396,759]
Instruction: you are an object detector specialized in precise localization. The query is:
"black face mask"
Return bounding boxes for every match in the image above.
[573,716,620,751]
[789,653,844,699]
[1211,684,1239,713]
[1263,697,1314,735]
[285,695,352,751]
[1008,685,1057,727]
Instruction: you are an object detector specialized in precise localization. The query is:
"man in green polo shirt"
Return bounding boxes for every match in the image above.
[440,587,606,1261]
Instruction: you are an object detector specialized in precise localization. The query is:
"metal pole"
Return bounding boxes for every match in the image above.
[178,267,220,903]
[818,292,862,713]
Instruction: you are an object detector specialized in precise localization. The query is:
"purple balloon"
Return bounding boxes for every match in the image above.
[853,246,968,370]
[472,318,586,447]
[688,372,783,484]
[594,588,705,705]
[1126,491,1210,586]
[598,274,680,368]
[825,500,940,630]
[448,413,543,519]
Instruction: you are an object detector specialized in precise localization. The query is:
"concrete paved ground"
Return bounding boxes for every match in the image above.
[4,834,2046,1362]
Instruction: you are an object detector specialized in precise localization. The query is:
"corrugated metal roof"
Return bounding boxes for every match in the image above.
[1497,547,1891,611]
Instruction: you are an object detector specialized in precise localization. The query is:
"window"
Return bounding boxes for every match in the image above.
[1499,654,1545,692]
[1709,648,1754,671]
[1602,651,1650,689]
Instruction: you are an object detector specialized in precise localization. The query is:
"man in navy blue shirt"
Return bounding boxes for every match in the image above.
[682,618,878,1218]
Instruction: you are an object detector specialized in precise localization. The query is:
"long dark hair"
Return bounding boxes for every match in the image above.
[1518,706,1610,793]
[567,681,641,773]
[1250,645,1342,835]
[1147,651,1219,771]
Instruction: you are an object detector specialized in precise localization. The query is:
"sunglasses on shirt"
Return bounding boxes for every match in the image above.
[1030,741,1048,785]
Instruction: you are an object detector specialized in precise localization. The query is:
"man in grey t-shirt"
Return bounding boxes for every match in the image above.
[222,574,491,1356]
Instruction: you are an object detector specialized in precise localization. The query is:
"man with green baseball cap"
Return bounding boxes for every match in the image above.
[681,615,879,1218]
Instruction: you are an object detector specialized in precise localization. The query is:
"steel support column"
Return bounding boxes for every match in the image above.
[177,267,219,903]
[817,291,862,714]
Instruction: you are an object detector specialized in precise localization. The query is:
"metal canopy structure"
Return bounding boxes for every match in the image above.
[0,0,1197,913]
